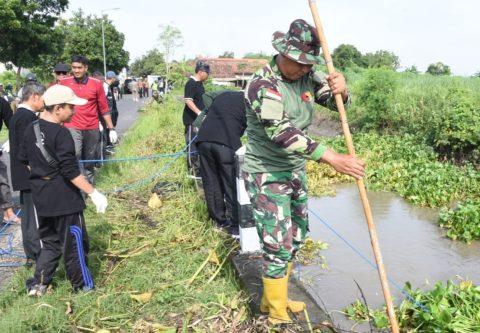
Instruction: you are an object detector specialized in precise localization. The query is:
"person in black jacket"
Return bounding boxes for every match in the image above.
[8,83,46,261]
[20,85,108,296]
[196,91,247,236]
[0,97,20,223]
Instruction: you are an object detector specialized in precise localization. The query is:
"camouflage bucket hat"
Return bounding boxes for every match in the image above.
[272,19,324,65]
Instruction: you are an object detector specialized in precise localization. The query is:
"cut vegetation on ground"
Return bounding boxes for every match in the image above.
[0,94,261,332]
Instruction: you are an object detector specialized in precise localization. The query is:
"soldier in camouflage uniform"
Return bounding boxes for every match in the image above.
[243,19,365,324]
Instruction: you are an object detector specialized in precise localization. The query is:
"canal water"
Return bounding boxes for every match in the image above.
[296,184,480,331]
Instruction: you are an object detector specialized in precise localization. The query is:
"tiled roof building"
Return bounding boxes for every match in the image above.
[193,58,269,87]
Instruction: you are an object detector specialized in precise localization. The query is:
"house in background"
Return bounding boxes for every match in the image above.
[193,58,268,88]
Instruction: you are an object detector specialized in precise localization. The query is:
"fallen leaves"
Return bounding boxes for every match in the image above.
[65,301,73,315]
[147,193,163,209]
[130,292,153,303]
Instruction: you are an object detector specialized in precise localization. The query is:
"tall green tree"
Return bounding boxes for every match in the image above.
[61,10,129,73]
[404,65,419,74]
[426,62,451,76]
[130,49,165,77]
[0,0,68,88]
[332,44,365,70]
[157,24,183,88]
[169,61,193,87]
[364,50,400,70]
[30,24,67,83]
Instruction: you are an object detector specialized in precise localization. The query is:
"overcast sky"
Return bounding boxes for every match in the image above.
[66,0,479,76]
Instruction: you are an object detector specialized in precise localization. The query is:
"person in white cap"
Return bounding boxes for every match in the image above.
[19,84,108,296]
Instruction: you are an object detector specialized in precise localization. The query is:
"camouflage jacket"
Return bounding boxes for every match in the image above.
[243,57,349,173]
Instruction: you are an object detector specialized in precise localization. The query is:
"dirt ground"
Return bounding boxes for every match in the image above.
[308,110,342,138]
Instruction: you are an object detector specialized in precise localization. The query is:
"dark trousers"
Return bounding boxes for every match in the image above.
[31,212,93,290]
[198,142,237,226]
[99,111,119,147]
[68,128,100,184]
[20,190,42,260]
[0,159,13,210]
[185,125,200,176]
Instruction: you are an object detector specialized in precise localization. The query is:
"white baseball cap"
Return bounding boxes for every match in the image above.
[44,84,87,106]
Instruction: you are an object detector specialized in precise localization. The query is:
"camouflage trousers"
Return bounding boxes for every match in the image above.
[243,170,309,278]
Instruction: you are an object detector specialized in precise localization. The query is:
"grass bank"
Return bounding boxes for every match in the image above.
[0,94,253,332]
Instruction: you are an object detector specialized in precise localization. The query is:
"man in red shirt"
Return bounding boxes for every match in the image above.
[60,55,118,183]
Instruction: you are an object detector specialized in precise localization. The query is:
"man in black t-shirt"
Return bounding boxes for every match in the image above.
[183,61,210,177]
[196,91,247,237]
[20,85,108,296]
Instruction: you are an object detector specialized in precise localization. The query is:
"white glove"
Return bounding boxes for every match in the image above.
[89,189,108,213]
[109,129,118,144]
[99,122,104,132]
[1,140,9,153]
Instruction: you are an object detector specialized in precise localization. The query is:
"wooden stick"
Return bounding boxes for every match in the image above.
[307,1,400,332]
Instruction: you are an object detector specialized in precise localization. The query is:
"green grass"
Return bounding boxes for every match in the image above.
[0,127,8,144]
[343,69,480,163]
[0,94,246,332]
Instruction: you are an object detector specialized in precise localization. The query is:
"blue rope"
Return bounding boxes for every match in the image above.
[0,209,27,265]
[109,154,183,194]
[307,207,430,314]
[0,134,199,268]
[79,151,193,164]
[107,135,198,194]
[0,262,24,267]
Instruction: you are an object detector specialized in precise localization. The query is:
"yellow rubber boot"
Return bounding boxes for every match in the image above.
[260,263,306,314]
[259,276,291,324]
[286,262,306,313]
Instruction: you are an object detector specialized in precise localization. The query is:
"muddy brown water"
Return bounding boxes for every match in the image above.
[296,184,480,331]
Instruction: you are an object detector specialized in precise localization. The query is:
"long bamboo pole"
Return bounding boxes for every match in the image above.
[307,1,400,332]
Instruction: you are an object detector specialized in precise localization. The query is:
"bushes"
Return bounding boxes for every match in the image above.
[350,68,398,131]
[347,69,480,163]
[0,71,16,87]
[320,133,480,208]
[426,86,480,161]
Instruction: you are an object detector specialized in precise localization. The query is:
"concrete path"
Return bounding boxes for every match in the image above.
[0,94,147,290]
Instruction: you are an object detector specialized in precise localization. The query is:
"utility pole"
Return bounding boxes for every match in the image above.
[101,7,120,76]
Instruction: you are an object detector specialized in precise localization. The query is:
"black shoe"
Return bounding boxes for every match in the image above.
[73,284,94,293]
[228,225,240,239]
[25,258,35,268]
[27,283,48,297]
[216,219,232,229]
[216,220,240,238]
